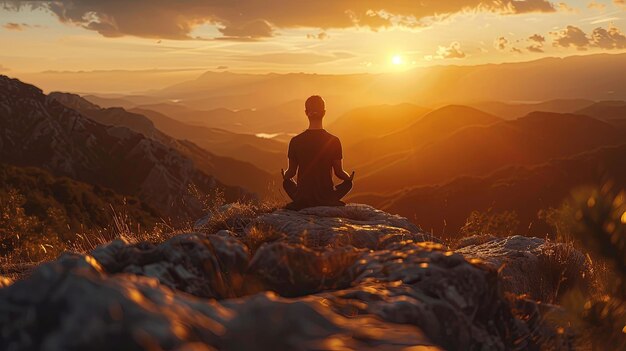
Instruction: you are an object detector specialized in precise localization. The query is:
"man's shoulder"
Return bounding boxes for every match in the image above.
[289,131,307,143]
[325,131,341,144]
[290,129,341,143]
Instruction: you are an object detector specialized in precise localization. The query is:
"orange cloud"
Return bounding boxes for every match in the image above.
[5,0,557,40]
[307,32,330,40]
[527,34,546,52]
[590,25,626,49]
[587,1,606,10]
[436,42,466,59]
[2,22,41,31]
[493,37,509,51]
[552,25,590,50]
[494,36,509,50]
[552,24,626,50]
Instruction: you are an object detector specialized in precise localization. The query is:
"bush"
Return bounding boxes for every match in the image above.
[563,185,626,349]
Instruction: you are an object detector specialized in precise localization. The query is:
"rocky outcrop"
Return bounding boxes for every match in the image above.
[243,204,438,249]
[0,205,579,350]
[457,235,592,302]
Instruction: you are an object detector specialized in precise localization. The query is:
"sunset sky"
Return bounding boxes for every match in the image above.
[0,0,625,77]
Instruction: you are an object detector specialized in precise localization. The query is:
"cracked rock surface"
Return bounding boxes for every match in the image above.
[0,205,579,350]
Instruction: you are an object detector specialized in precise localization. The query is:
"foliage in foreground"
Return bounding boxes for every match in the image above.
[566,185,626,349]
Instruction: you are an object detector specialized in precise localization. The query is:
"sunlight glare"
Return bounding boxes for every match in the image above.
[392,54,404,65]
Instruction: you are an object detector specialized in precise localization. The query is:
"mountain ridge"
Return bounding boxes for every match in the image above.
[0,75,249,219]
[49,92,277,193]
[352,142,626,236]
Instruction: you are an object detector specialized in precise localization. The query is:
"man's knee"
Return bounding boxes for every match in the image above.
[283,178,296,189]
[334,179,353,200]
[283,178,298,200]
[337,179,353,190]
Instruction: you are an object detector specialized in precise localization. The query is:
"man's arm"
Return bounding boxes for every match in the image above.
[282,158,298,180]
[332,159,355,181]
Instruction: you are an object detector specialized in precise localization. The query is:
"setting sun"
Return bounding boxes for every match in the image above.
[391,55,404,65]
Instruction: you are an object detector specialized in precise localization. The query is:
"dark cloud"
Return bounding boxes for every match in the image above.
[590,25,626,49]
[529,34,546,43]
[4,0,557,40]
[437,42,466,59]
[510,0,558,12]
[527,34,546,52]
[218,19,274,39]
[552,25,590,50]
[552,24,626,50]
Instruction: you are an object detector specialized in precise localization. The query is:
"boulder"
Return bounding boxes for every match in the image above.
[244,204,437,249]
[456,235,592,302]
[90,233,251,299]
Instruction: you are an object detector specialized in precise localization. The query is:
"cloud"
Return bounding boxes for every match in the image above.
[552,24,626,50]
[436,42,466,59]
[4,0,558,40]
[529,34,546,43]
[587,1,606,10]
[552,25,590,50]
[589,16,621,25]
[307,32,329,40]
[235,52,355,64]
[527,34,546,52]
[494,36,509,50]
[0,64,9,72]
[218,19,274,39]
[2,22,41,31]
[590,25,626,48]
[501,0,556,13]
[557,2,578,12]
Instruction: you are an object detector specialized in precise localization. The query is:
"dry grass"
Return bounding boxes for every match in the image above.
[0,184,283,279]
[533,239,593,304]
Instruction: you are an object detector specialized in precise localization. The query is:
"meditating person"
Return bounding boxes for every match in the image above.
[282,95,355,210]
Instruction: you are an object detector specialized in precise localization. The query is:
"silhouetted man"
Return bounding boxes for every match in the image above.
[282,95,355,210]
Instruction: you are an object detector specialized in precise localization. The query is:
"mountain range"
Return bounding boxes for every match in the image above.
[68,53,626,137]
[352,143,626,237]
[48,92,276,191]
[353,111,626,193]
[0,76,254,219]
